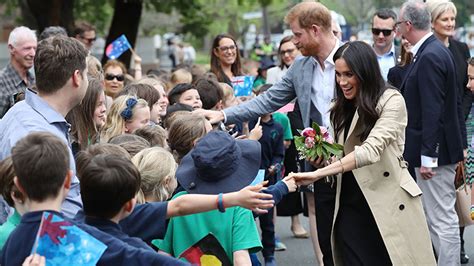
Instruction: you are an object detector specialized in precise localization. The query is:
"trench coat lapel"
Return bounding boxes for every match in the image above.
[337,109,360,155]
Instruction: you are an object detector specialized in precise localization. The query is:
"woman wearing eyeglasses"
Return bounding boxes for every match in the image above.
[210,34,243,86]
[103,59,127,99]
[266,36,300,85]
[426,0,471,263]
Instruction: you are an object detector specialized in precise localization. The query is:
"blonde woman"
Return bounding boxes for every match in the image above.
[101,95,150,142]
[132,147,178,203]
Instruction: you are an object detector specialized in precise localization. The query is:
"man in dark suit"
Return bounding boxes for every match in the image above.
[397,2,464,265]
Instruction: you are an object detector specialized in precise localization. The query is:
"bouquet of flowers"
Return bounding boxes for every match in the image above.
[294,122,344,160]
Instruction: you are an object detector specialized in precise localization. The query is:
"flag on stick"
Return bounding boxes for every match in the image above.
[105,34,132,59]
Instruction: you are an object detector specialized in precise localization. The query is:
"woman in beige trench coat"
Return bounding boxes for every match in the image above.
[290,41,435,265]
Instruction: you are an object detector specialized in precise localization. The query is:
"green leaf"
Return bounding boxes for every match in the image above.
[312,122,321,135]
[322,148,330,160]
[322,142,344,157]
[316,145,323,157]
[294,136,304,148]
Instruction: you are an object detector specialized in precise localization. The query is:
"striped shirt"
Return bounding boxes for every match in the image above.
[0,63,35,118]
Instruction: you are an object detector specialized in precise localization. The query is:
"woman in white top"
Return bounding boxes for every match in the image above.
[266,36,301,85]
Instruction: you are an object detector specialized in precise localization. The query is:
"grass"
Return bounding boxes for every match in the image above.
[195,51,210,69]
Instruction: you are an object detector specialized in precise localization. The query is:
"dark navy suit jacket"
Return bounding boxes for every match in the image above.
[449,38,472,120]
[400,35,465,168]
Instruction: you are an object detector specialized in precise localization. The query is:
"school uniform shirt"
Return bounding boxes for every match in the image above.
[84,216,154,251]
[249,116,285,180]
[153,191,262,263]
[1,210,188,266]
[75,201,169,244]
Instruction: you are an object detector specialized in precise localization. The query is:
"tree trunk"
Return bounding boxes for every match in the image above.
[25,0,75,34]
[101,0,142,70]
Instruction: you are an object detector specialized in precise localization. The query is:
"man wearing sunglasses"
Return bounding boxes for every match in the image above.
[73,21,97,50]
[372,8,399,81]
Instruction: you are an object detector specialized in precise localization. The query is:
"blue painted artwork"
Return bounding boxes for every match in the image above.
[32,212,107,266]
[232,76,254,97]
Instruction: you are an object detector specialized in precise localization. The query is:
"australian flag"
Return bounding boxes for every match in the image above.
[231,76,254,97]
[105,34,132,60]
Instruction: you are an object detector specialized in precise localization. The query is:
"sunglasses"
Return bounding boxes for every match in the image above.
[371,28,394,37]
[217,45,236,52]
[105,73,125,81]
[280,48,295,56]
[80,36,96,44]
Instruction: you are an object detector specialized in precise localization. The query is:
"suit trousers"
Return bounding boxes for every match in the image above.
[416,164,460,266]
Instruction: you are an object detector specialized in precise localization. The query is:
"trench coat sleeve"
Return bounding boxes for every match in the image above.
[354,90,407,168]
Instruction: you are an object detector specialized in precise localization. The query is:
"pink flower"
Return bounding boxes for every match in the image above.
[320,126,335,142]
[302,128,316,138]
[305,137,315,148]
[320,126,328,135]
[325,135,334,144]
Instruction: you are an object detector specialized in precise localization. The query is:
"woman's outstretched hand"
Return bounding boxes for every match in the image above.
[289,171,321,186]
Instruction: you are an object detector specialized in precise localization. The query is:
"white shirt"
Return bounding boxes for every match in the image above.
[311,39,340,128]
[266,66,288,85]
[376,44,396,81]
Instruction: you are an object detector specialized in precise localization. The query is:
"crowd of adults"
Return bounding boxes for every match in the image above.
[0,0,473,265]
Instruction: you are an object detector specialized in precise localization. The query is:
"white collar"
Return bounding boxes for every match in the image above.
[312,38,340,67]
[411,32,433,56]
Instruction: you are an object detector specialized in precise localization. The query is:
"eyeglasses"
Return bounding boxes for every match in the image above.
[80,36,96,44]
[395,20,409,27]
[280,48,295,56]
[217,45,236,52]
[371,28,394,37]
[105,73,125,81]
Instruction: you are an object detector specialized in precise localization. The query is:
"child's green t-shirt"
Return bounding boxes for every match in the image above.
[0,210,21,250]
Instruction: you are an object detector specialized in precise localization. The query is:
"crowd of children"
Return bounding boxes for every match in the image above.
[0,33,300,265]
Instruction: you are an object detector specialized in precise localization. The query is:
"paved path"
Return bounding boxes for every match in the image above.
[259,216,474,265]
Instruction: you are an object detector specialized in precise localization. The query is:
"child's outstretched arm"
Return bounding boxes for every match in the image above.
[166,184,274,218]
[252,175,297,218]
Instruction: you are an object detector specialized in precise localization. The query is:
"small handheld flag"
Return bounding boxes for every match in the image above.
[231,76,254,97]
[32,212,107,266]
[105,34,132,60]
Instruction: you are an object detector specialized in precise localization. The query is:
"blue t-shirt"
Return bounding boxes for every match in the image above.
[1,210,187,266]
